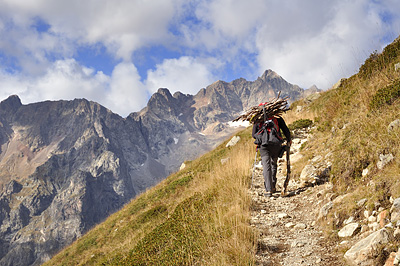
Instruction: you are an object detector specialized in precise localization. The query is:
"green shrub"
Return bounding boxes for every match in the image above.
[370,81,400,110]
[288,119,313,130]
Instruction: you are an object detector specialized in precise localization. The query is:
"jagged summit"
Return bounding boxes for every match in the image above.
[260,69,282,80]
[0,69,307,266]
[0,94,22,111]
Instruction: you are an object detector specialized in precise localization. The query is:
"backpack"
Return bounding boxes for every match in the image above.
[254,117,283,147]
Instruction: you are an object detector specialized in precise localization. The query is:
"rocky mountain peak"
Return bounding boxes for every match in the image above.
[0,94,22,112]
[260,69,282,81]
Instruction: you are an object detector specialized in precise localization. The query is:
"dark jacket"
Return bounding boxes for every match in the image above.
[252,117,291,156]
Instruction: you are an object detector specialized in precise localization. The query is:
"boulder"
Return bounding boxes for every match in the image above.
[300,164,317,185]
[338,223,361,238]
[344,228,391,266]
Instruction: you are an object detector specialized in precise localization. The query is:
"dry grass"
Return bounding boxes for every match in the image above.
[44,128,257,266]
[292,37,400,240]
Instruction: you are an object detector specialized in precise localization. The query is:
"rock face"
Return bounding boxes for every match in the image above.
[0,70,305,265]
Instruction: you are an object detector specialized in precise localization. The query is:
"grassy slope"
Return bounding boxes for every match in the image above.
[45,37,400,265]
[44,128,257,266]
[287,37,400,238]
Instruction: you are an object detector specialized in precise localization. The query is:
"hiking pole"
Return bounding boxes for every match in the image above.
[251,147,259,189]
[281,145,290,196]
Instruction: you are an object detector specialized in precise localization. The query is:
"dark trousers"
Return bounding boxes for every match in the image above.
[260,145,280,192]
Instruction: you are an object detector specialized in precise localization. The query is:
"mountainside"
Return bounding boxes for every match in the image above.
[280,37,400,265]
[38,36,400,266]
[0,69,306,265]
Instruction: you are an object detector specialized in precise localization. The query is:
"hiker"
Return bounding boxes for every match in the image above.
[252,103,291,197]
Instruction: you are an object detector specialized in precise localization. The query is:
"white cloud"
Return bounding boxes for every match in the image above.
[0,60,148,117]
[146,56,217,95]
[255,0,400,89]
[196,0,267,39]
[0,0,181,61]
[1,0,400,115]
[106,62,148,115]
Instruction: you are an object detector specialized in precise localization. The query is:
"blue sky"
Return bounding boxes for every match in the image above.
[1,0,400,117]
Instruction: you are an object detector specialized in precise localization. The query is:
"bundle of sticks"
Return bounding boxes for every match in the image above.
[233,95,289,124]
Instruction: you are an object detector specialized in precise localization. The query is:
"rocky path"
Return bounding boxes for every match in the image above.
[249,133,344,266]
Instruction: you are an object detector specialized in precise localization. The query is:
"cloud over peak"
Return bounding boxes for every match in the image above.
[1,0,400,116]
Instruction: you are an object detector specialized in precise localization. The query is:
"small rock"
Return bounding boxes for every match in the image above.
[260,210,267,214]
[368,222,380,231]
[388,119,400,133]
[344,216,355,225]
[368,215,377,223]
[394,247,400,265]
[386,223,394,229]
[225,136,240,147]
[385,252,397,266]
[364,210,371,219]
[296,105,303,112]
[338,223,361,238]
[291,241,306,248]
[361,225,369,233]
[362,168,369,177]
[221,158,230,164]
[318,201,333,219]
[179,162,186,171]
[378,210,389,227]
[394,228,400,239]
[294,223,307,230]
[300,164,317,185]
[377,153,394,170]
[277,213,289,219]
[311,155,323,163]
[391,198,400,223]
[357,198,368,207]
[285,222,295,228]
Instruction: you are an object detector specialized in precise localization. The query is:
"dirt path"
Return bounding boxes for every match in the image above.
[249,133,344,266]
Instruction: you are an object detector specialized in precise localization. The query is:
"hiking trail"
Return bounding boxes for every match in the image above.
[249,130,344,266]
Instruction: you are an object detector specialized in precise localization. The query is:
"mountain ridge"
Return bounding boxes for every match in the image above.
[0,69,310,265]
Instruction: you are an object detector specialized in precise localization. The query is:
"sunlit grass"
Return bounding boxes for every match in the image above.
[44,128,257,266]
